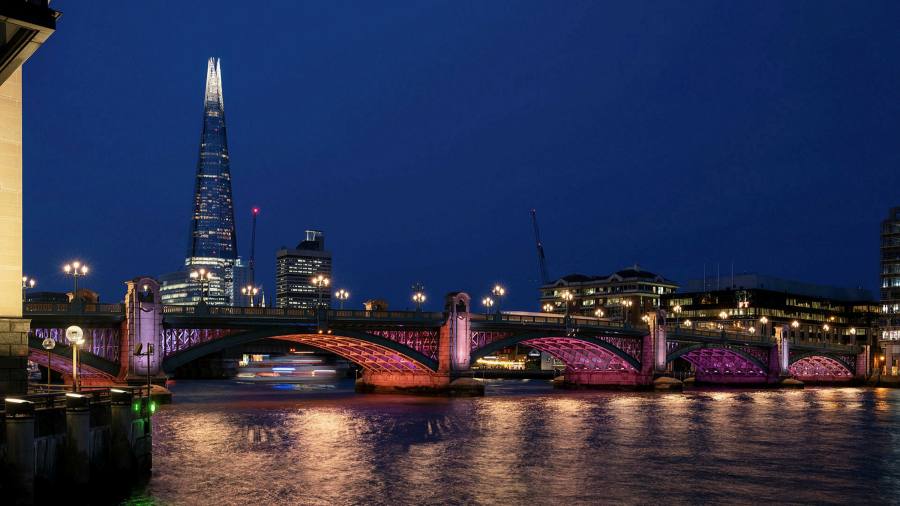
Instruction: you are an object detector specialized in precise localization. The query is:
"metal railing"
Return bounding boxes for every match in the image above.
[24,302,125,315]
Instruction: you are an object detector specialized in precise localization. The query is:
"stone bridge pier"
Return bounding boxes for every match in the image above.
[355,292,483,395]
[122,277,164,385]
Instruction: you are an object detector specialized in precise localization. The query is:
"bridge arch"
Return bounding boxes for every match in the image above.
[161,327,439,374]
[470,332,642,372]
[667,343,769,377]
[28,336,120,379]
[788,352,854,381]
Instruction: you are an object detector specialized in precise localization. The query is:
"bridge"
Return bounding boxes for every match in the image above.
[22,278,869,394]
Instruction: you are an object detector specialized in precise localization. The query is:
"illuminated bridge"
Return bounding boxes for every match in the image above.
[22,278,868,394]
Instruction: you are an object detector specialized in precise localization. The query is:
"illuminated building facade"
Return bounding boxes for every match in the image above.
[161,58,242,305]
[275,231,332,309]
[662,274,878,346]
[880,207,900,372]
[539,266,677,323]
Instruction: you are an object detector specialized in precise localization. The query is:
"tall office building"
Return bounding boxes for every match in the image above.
[881,207,900,373]
[276,231,332,309]
[160,58,242,305]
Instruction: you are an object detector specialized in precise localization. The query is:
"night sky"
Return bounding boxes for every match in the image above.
[23,1,900,310]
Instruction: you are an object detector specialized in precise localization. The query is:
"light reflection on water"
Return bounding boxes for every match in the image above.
[133,380,900,505]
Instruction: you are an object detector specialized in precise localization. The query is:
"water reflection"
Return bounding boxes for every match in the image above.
[139,381,900,505]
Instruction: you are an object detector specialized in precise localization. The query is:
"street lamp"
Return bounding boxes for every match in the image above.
[561,290,574,318]
[189,268,214,303]
[63,261,89,296]
[482,297,494,312]
[41,336,55,389]
[241,285,259,307]
[542,303,554,313]
[65,326,84,392]
[310,274,331,309]
[412,291,426,311]
[334,289,350,310]
[673,304,682,329]
[491,284,506,313]
[22,276,35,304]
[594,308,605,318]
[683,319,692,328]
[621,299,633,325]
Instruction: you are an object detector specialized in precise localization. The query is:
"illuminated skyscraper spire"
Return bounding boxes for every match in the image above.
[188,57,237,261]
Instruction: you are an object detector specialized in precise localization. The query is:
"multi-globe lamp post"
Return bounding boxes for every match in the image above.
[621,299,633,326]
[311,274,331,309]
[491,284,505,314]
[594,308,604,319]
[334,289,350,309]
[241,285,259,307]
[22,275,35,304]
[542,303,554,313]
[412,290,426,312]
[560,290,574,318]
[189,268,214,303]
[482,296,494,313]
[672,304,682,330]
[63,261,88,296]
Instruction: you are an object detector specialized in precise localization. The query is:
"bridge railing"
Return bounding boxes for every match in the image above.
[472,313,631,330]
[24,302,125,315]
[669,325,859,353]
[161,305,446,321]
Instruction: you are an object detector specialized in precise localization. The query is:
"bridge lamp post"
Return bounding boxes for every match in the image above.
[542,303,554,313]
[491,285,506,314]
[63,261,89,297]
[760,316,769,339]
[621,299,633,326]
[190,268,214,304]
[673,304,682,329]
[311,275,330,309]
[594,308,604,319]
[241,285,259,307]
[482,296,494,313]
[823,324,830,344]
[334,289,350,309]
[412,291,426,312]
[22,275,35,304]
[683,319,692,328]
[560,290,574,318]
[718,311,728,329]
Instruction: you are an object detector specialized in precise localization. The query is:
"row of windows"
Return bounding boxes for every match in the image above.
[883,278,900,288]
[545,284,670,297]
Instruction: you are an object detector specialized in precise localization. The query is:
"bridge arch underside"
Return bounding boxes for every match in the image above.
[789,355,853,383]
[161,328,439,378]
[671,346,769,384]
[28,349,117,384]
[475,335,646,386]
[267,335,434,374]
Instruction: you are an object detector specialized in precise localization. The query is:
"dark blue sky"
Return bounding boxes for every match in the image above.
[24,1,900,309]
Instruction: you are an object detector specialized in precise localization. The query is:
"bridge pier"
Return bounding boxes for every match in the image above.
[123,278,165,385]
[354,292,483,396]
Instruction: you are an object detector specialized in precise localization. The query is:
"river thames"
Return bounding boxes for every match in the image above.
[129,380,900,505]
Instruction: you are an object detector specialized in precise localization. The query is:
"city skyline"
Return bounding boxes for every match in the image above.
[21,2,900,310]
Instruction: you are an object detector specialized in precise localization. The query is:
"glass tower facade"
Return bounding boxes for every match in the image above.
[160,58,240,306]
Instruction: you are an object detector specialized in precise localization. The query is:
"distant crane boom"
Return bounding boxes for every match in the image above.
[530,209,550,285]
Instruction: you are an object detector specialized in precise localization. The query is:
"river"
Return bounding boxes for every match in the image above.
[127,380,900,505]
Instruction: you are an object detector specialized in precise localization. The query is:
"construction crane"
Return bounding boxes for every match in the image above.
[530,209,550,285]
[249,207,259,286]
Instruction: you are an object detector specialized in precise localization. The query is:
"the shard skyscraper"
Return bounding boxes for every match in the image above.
[160,58,245,306]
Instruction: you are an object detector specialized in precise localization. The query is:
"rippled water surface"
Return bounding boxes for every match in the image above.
[131,380,900,505]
